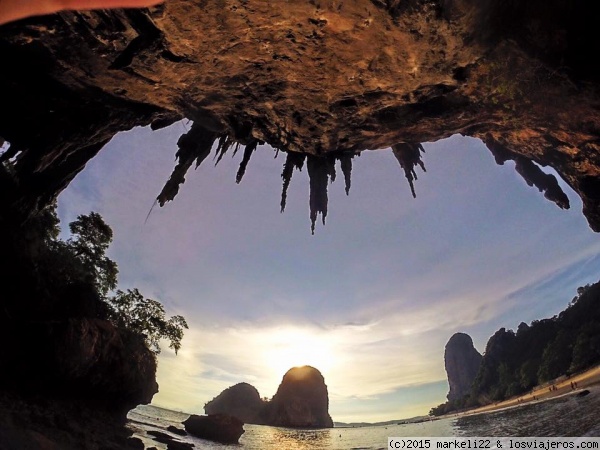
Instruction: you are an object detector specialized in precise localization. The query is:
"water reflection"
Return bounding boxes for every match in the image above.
[261,426,332,449]
[455,387,600,437]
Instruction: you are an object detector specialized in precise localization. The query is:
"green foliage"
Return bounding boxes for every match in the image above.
[537,330,573,382]
[569,322,600,373]
[66,212,118,296]
[429,403,448,416]
[438,280,600,415]
[518,359,539,390]
[107,289,189,355]
[35,208,188,356]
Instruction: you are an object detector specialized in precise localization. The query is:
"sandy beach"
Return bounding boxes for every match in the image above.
[446,364,600,418]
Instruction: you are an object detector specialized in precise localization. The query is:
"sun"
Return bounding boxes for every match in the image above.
[260,327,336,378]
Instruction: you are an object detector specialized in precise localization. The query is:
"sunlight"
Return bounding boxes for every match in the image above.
[260,327,337,380]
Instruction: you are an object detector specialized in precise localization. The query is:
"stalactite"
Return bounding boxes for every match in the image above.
[307,155,330,234]
[391,143,426,198]
[326,156,336,184]
[157,123,217,206]
[339,153,353,195]
[485,136,570,210]
[280,152,306,213]
[514,157,570,209]
[236,140,258,184]
[213,135,233,166]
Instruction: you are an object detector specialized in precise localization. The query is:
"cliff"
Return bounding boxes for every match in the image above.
[0,211,158,448]
[204,382,265,424]
[0,0,598,233]
[432,281,600,415]
[206,366,333,428]
[444,332,482,402]
[263,366,333,428]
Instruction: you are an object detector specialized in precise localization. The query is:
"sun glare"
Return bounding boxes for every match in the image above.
[260,327,336,379]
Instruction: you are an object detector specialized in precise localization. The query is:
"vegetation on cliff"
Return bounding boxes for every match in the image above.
[0,184,188,425]
[41,207,189,355]
[431,281,600,416]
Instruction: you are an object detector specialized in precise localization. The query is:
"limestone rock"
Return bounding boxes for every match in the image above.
[0,0,598,231]
[444,333,482,401]
[263,366,333,428]
[204,382,265,424]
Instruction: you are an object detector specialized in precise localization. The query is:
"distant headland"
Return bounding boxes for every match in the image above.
[432,280,600,416]
[205,365,334,428]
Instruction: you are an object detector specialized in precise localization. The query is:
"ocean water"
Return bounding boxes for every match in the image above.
[127,386,600,450]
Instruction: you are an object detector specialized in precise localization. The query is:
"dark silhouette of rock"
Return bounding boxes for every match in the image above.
[183,414,244,444]
[204,382,265,424]
[1,0,599,231]
[263,366,333,428]
[0,390,151,450]
[445,333,483,402]
[166,425,187,436]
[147,430,192,449]
[576,389,590,397]
[167,442,194,450]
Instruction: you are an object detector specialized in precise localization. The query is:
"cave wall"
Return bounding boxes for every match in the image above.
[0,0,598,230]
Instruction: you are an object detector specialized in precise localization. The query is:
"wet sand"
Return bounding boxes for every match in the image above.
[447,364,600,418]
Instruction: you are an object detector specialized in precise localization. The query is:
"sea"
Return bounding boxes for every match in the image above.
[127,386,600,450]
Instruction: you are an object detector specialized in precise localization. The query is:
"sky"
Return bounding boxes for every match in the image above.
[56,124,600,423]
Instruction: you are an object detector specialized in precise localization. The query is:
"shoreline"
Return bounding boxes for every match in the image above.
[442,364,600,419]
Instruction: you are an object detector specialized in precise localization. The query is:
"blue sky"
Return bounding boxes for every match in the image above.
[57,124,600,422]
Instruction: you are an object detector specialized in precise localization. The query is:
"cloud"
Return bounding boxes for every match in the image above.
[57,127,600,422]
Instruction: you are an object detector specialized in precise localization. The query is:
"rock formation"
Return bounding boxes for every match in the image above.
[263,366,333,428]
[205,366,334,428]
[0,0,598,233]
[183,414,245,444]
[444,332,482,402]
[204,382,265,424]
[0,0,598,442]
[0,212,158,448]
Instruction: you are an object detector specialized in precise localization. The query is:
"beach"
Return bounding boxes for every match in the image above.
[451,364,600,418]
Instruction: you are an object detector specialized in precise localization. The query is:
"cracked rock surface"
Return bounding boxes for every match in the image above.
[0,0,599,230]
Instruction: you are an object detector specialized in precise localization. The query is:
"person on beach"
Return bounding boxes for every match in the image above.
[0,0,163,26]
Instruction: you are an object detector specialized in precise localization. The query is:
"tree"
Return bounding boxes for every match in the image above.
[537,330,573,382]
[66,212,118,296]
[107,288,189,354]
[39,209,188,355]
[569,322,600,373]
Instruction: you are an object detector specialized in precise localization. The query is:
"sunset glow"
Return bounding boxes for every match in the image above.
[57,127,600,422]
[259,327,337,380]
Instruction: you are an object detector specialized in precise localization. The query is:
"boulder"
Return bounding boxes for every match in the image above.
[183,414,244,444]
[167,425,187,436]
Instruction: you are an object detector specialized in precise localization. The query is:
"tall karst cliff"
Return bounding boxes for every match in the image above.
[0,0,599,232]
[204,367,333,428]
[264,366,333,428]
[444,332,482,402]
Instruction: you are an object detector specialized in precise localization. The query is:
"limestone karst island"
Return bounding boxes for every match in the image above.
[1,0,600,448]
